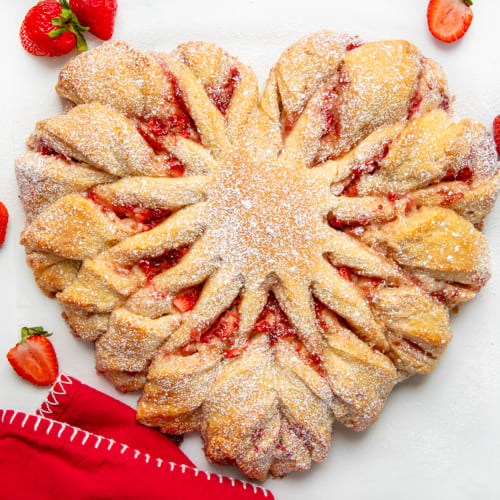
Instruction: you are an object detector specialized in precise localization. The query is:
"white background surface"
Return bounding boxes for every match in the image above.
[1,1,499,499]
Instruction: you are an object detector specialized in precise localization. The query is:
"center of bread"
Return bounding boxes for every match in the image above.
[205,147,333,281]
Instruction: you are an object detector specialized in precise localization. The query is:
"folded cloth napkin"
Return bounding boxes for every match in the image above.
[0,374,275,500]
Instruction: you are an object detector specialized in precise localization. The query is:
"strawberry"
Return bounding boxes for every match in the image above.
[20,0,89,57]
[427,0,473,43]
[0,202,8,245]
[172,288,201,313]
[6,327,59,386]
[69,0,118,41]
[493,115,500,157]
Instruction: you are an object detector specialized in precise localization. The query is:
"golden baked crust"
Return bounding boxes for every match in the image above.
[16,32,499,480]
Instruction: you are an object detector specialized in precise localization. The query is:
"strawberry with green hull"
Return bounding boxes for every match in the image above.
[427,0,473,43]
[20,0,118,56]
[20,0,89,56]
[7,327,59,386]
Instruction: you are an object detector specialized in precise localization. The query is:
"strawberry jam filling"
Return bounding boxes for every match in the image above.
[254,296,295,344]
[345,38,363,51]
[319,82,342,138]
[180,304,241,356]
[408,80,450,119]
[356,277,384,301]
[337,266,353,281]
[172,285,201,313]
[163,154,186,177]
[35,139,67,160]
[284,77,344,137]
[328,213,370,230]
[283,110,301,135]
[137,114,199,153]
[330,157,418,231]
[257,297,324,375]
[139,246,188,281]
[431,288,460,306]
[178,295,326,373]
[438,187,465,205]
[205,66,241,114]
[113,205,171,225]
[86,190,171,230]
[442,166,474,184]
[224,341,250,359]
[341,145,390,198]
[200,309,240,343]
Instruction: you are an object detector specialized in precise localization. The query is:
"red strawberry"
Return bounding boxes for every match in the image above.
[493,115,500,157]
[69,0,118,41]
[7,327,59,386]
[20,0,89,57]
[173,288,201,313]
[427,0,473,43]
[0,202,8,245]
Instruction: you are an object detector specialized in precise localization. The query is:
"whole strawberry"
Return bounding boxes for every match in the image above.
[7,327,59,386]
[69,0,118,41]
[20,0,89,57]
[0,202,8,245]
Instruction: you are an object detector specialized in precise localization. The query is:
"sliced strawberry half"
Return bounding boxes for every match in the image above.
[6,327,59,386]
[493,115,500,157]
[0,202,8,245]
[427,0,473,43]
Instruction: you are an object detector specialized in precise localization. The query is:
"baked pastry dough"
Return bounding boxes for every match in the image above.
[16,31,499,480]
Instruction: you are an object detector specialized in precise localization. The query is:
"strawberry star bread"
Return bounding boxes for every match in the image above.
[16,32,500,480]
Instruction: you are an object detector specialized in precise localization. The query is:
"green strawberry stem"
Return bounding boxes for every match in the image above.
[48,0,89,52]
[462,0,473,6]
[66,25,89,51]
[20,326,52,342]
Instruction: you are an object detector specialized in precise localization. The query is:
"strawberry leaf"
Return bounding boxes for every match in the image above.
[20,326,52,342]
[68,25,88,51]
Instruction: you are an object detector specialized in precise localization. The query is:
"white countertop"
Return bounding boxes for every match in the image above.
[1,1,499,498]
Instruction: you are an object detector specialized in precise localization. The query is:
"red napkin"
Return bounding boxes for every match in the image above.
[0,374,275,500]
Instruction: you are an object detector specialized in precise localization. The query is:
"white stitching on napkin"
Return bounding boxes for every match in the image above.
[46,419,54,435]
[0,408,273,498]
[70,427,79,442]
[94,435,103,449]
[33,415,42,432]
[81,431,90,445]
[57,423,66,438]
[21,413,30,428]
[37,373,74,417]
